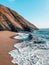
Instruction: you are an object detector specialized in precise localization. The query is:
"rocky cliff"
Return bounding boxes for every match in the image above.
[0,4,38,32]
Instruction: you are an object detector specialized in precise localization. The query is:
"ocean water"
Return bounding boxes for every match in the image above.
[9,29,49,65]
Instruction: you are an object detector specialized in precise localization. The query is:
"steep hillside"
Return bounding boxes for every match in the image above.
[0,4,38,32]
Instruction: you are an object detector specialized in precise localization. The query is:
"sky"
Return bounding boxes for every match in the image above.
[0,0,49,28]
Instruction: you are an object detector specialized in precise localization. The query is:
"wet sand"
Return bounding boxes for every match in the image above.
[0,31,22,65]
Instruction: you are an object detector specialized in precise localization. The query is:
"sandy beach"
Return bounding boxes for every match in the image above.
[0,31,22,65]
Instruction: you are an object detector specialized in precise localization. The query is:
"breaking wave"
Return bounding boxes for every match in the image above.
[9,29,49,65]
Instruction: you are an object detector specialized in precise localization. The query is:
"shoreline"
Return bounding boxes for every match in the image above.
[0,31,22,65]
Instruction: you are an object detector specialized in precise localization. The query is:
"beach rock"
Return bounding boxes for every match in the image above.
[0,4,38,32]
[28,34,33,40]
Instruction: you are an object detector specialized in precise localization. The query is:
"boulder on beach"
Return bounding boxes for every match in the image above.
[28,34,34,40]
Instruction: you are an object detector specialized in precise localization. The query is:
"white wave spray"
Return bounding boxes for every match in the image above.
[9,32,49,65]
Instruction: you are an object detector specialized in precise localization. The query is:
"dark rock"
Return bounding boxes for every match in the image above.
[28,34,33,40]
[34,39,45,44]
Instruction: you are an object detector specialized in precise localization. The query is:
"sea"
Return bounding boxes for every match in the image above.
[9,29,49,65]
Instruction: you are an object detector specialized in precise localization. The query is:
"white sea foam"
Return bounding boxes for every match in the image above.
[9,32,49,65]
[13,33,29,40]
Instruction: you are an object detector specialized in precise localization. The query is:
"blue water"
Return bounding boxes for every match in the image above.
[9,29,49,65]
[33,29,49,40]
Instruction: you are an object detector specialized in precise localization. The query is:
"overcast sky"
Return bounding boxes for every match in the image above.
[0,0,49,28]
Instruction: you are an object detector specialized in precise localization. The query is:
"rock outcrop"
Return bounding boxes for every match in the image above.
[0,4,38,32]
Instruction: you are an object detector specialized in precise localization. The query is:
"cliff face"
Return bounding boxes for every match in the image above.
[0,5,38,32]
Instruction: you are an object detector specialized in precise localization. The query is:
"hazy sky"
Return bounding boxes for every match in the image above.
[0,0,49,28]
